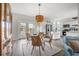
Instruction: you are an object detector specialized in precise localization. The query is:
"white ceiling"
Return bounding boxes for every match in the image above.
[12,3,78,20]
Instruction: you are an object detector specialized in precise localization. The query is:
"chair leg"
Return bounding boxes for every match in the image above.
[31,46,34,55]
[49,42,52,48]
[43,42,45,47]
[41,45,44,51]
[39,46,41,56]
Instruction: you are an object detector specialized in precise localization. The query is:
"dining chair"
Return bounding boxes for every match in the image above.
[44,34,53,48]
[31,35,44,56]
[49,34,53,48]
[38,32,45,40]
[38,32,53,48]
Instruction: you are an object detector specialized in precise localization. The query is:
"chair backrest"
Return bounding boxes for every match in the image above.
[49,34,53,43]
[31,36,42,46]
[38,32,44,39]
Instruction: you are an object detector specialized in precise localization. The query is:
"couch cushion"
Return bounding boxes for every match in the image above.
[68,40,79,53]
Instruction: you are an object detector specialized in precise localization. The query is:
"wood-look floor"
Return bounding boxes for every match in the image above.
[11,38,64,56]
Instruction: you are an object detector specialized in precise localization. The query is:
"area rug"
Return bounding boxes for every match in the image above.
[22,42,62,56]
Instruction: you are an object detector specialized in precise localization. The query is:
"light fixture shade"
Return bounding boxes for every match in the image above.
[35,15,44,22]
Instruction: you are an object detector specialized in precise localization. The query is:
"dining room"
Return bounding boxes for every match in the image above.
[0,3,78,56]
[11,3,78,56]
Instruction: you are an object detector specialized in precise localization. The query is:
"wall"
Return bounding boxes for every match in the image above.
[12,12,78,40]
[12,13,51,40]
[12,13,34,40]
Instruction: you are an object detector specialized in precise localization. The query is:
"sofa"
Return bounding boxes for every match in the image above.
[63,36,79,56]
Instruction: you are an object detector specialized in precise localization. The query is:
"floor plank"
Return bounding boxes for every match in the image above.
[12,38,64,56]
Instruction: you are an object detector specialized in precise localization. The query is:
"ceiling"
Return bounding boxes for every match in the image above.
[12,3,78,21]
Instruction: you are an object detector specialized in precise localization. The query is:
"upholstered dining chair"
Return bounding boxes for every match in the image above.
[38,32,45,40]
[48,34,53,48]
[38,32,53,48]
[31,35,44,56]
[43,34,53,48]
[38,32,46,46]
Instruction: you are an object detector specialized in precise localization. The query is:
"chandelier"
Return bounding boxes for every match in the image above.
[35,4,44,23]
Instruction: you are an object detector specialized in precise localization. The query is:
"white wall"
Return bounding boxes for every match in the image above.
[12,11,78,40]
[12,14,19,40]
[12,13,51,40]
[12,13,34,40]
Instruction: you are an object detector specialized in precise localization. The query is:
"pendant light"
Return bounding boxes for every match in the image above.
[35,4,44,23]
